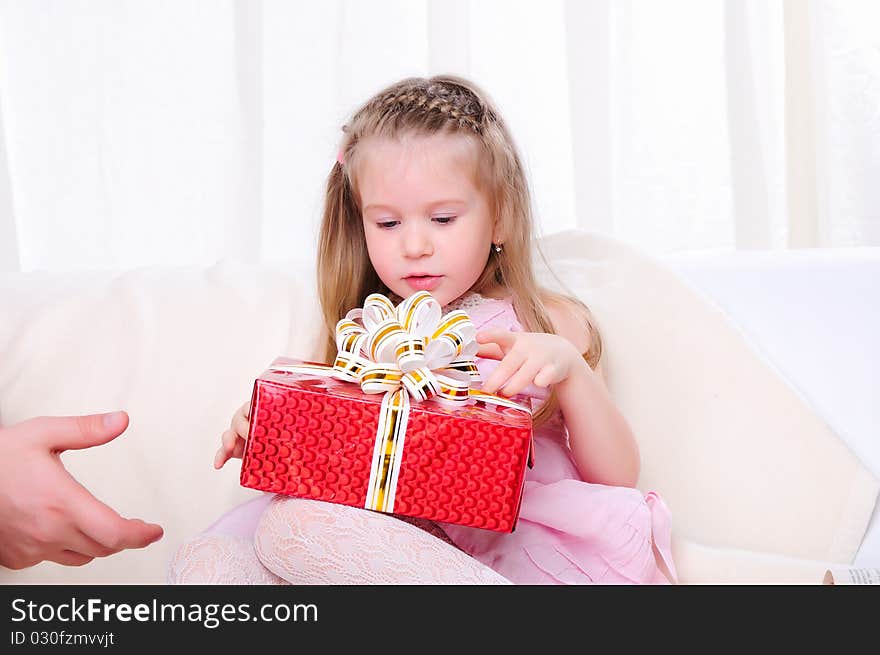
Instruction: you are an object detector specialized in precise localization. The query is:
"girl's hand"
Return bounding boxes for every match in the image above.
[475,329,582,397]
[213,401,250,469]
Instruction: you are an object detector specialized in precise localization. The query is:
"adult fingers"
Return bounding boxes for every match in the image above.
[65,481,163,551]
[87,516,163,552]
[46,550,95,567]
[12,412,130,452]
[481,350,528,395]
[67,529,121,559]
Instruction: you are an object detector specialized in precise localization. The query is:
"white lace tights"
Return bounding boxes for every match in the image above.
[168,497,511,585]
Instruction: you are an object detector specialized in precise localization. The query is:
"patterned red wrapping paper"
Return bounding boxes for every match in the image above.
[240,357,534,532]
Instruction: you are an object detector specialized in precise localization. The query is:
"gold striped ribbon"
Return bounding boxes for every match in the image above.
[270,291,531,513]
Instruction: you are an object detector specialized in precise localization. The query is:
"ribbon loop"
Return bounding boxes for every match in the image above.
[424,309,478,365]
[326,292,530,413]
[366,318,407,363]
[360,293,397,329]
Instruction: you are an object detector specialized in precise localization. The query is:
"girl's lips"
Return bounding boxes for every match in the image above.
[404,275,443,291]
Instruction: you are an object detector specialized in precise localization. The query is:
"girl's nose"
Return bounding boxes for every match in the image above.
[402,225,433,258]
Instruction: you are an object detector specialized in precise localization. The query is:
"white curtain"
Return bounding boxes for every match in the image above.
[0,0,877,273]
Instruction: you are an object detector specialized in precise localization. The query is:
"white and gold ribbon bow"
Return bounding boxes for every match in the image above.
[270,291,531,514]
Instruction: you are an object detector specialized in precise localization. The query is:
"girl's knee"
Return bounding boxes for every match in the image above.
[258,496,369,536]
[167,534,257,584]
[253,497,327,563]
[252,498,396,568]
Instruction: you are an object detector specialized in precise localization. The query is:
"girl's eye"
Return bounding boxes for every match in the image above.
[377,220,399,229]
[433,215,457,224]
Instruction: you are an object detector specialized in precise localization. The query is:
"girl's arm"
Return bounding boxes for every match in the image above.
[478,303,641,488]
[546,302,640,487]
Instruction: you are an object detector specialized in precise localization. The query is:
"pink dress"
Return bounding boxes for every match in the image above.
[435,294,676,584]
[201,293,677,585]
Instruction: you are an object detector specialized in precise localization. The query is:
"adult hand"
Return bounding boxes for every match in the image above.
[0,411,164,570]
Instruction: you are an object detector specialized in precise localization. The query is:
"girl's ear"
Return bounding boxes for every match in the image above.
[492,216,506,245]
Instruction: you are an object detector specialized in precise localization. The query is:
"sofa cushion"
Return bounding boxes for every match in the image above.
[535,230,878,568]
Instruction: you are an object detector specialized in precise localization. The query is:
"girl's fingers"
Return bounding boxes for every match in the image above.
[234,412,249,439]
[221,429,238,451]
[500,360,544,398]
[476,329,516,349]
[232,440,245,459]
[215,430,246,469]
[215,431,235,469]
[214,447,227,469]
[230,401,249,429]
[482,350,527,394]
[475,342,505,360]
[533,363,559,388]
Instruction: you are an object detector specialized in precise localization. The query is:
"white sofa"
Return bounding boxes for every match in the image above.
[665,246,880,571]
[1,231,877,584]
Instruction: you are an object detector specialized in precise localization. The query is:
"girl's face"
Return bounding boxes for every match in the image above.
[357,133,499,307]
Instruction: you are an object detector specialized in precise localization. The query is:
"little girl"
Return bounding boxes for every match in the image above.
[168,75,676,585]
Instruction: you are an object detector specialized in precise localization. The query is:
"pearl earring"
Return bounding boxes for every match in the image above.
[493,243,502,253]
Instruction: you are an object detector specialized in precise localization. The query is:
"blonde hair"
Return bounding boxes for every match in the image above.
[316,75,602,428]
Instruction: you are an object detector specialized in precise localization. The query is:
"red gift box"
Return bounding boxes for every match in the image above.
[240,356,533,532]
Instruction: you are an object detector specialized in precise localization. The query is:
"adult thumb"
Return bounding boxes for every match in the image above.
[20,411,130,452]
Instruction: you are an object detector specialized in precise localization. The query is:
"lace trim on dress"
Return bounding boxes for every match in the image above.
[444,291,511,314]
